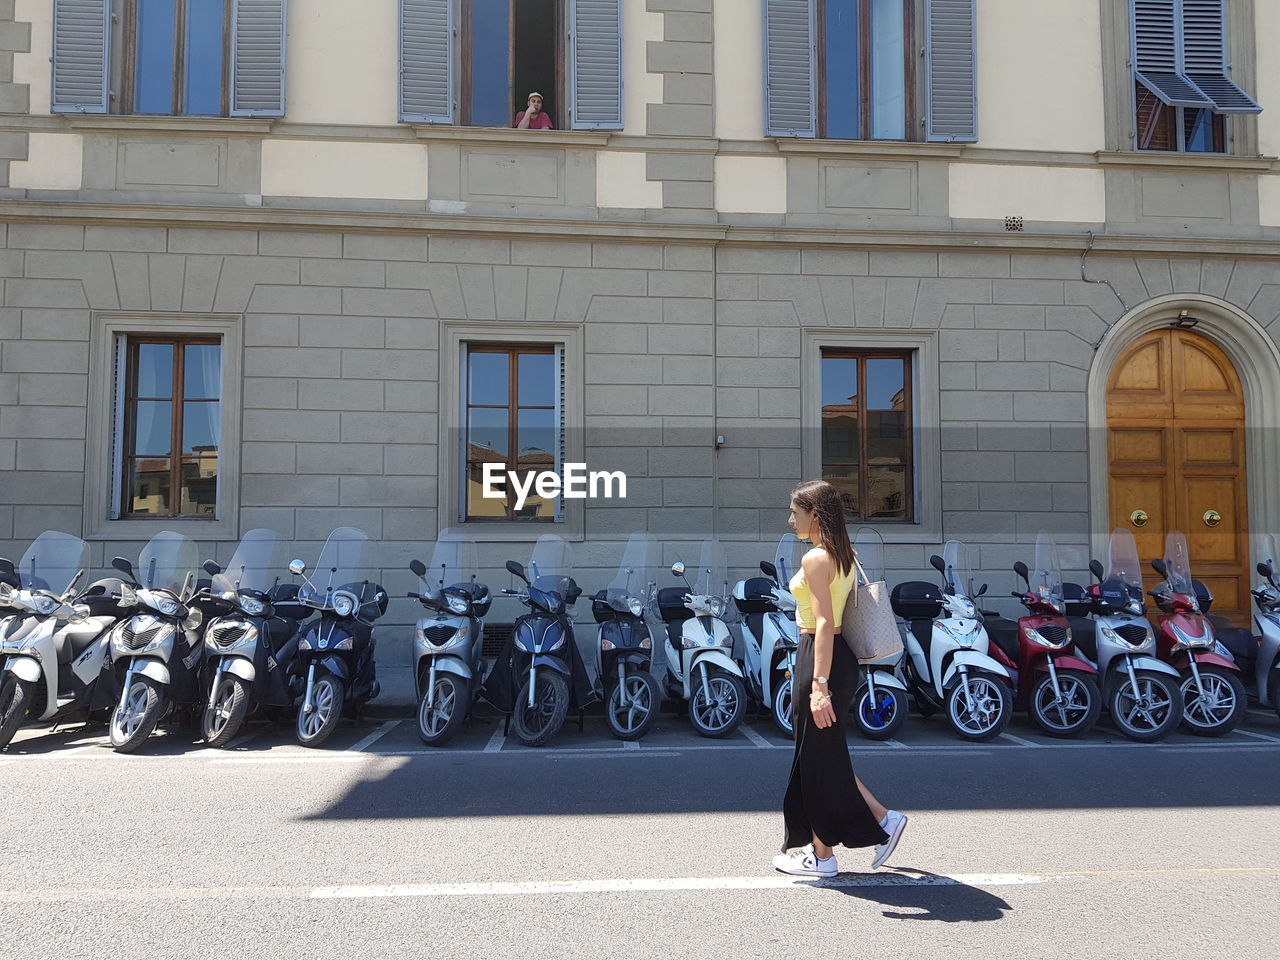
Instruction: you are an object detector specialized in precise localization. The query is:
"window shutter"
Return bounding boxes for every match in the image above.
[400,0,455,123]
[51,0,111,114]
[1132,0,1211,107]
[109,334,127,520]
[924,0,978,142]
[568,0,623,129]
[230,0,287,117]
[763,0,816,138]
[1181,0,1259,114]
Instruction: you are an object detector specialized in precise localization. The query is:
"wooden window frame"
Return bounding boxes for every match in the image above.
[119,0,234,117]
[463,343,558,522]
[459,0,565,128]
[815,0,917,142]
[120,334,221,519]
[820,348,916,523]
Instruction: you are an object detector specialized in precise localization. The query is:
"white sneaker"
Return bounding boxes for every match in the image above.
[773,845,838,878]
[871,811,908,869]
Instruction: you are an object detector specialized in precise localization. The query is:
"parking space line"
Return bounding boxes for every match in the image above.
[741,725,774,749]
[622,739,639,750]
[483,727,506,753]
[1000,733,1038,747]
[884,739,908,749]
[209,754,368,766]
[1234,729,1280,743]
[349,720,401,753]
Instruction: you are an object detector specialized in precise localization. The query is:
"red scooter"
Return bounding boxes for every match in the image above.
[987,533,1102,737]
[1149,530,1246,737]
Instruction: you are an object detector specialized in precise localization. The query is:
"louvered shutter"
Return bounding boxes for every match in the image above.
[924,0,978,142]
[400,0,455,123]
[568,0,623,129]
[51,0,111,114]
[763,0,816,138]
[1181,0,1259,113]
[109,334,127,519]
[1132,0,1211,107]
[230,0,287,117]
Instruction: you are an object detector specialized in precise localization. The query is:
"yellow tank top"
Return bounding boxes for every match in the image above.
[789,548,857,632]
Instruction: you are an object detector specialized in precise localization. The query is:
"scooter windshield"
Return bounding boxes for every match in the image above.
[137,530,198,593]
[693,539,728,599]
[1258,533,1280,586]
[606,533,658,607]
[854,527,886,584]
[528,533,574,596]
[774,533,807,586]
[941,540,974,599]
[1106,528,1144,593]
[1031,532,1065,613]
[300,527,374,604]
[212,528,278,597]
[1162,530,1195,597]
[18,530,88,595]
[423,527,478,593]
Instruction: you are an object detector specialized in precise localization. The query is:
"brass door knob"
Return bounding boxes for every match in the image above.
[1130,509,1149,527]
[1203,509,1222,528]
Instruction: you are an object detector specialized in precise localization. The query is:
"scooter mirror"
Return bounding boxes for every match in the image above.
[1258,561,1273,578]
[409,559,427,578]
[505,559,527,581]
[1089,558,1105,581]
[1012,560,1029,583]
[288,559,306,577]
[203,560,221,577]
[760,560,778,580]
[111,556,135,579]
[670,561,686,577]
[978,583,988,596]
[929,555,946,574]
[1151,558,1168,577]
[0,559,14,575]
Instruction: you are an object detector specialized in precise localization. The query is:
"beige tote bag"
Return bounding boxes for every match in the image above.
[841,554,904,663]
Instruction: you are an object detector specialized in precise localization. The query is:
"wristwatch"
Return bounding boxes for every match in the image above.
[815,676,828,684]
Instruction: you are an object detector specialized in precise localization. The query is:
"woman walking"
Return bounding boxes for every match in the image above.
[773,480,908,878]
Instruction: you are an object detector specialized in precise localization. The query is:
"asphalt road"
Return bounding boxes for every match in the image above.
[3,707,1279,960]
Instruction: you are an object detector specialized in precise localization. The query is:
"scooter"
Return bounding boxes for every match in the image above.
[1071,527,1183,742]
[657,539,746,739]
[1244,534,1280,719]
[200,528,312,747]
[289,527,385,747]
[848,527,910,741]
[1149,530,1246,737]
[106,531,215,753]
[0,532,125,750]
[890,540,1012,742]
[592,532,662,741]
[987,533,1102,738]
[736,533,801,738]
[408,530,492,746]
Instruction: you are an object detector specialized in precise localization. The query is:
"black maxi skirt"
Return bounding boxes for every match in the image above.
[782,631,890,851]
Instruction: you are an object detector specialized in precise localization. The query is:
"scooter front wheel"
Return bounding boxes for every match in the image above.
[945,673,1011,742]
[605,671,660,741]
[853,682,908,741]
[417,673,470,746]
[688,670,745,739]
[0,676,36,750]
[110,676,166,753]
[1179,666,1246,737]
[297,674,344,747]
[1108,669,1182,742]
[772,677,795,739]
[203,674,251,747]
[512,670,570,747]
[1030,669,1101,738]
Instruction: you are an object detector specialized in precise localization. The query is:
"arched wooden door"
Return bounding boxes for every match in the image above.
[1107,328,1250,623]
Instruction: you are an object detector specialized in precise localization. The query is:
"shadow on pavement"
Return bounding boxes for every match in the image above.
[822,868,1012,922]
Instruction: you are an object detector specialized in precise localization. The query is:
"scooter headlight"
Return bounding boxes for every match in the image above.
[707,597,726,618]
[332,594,355,618]
[936,620,977,647]
[447,594,469,615]
[240,596,265,617]
[1026,627,1069,651]
[639,636,651,650]
[628,598,645,617]
[154,596,180,617]
[33,595,59,616]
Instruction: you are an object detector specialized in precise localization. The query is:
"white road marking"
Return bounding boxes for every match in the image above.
[209,754,368,766]
[348,720,401,753]
[622,739,639,750]
[1234,729,1280,743]
[483,726,506,753]
[740,725,774,749]
[1000,733,1038,747]
[310,873,1058,900]
[884,739,908,749]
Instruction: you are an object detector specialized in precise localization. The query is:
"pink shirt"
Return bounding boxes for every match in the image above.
[515,110,553,129]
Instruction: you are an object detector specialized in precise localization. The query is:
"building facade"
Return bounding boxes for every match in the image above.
[2,0,1280,673]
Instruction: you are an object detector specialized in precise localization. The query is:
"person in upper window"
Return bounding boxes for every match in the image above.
[515,92,553,130]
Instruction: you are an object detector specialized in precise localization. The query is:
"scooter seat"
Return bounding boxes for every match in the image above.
[985,617,1021,662]
[1069,617,1098,662]
[1212,619,1257,667]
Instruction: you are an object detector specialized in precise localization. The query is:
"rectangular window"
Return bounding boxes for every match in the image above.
[463,344,562,521]
[128,0,232,116]
[119,336,222,518]
[820,350,913,522]
[461,0,561,127]
[1131,0,1260,154]
[817,0,912,140]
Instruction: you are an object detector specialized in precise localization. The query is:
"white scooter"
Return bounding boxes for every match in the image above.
[736,533,801,737]
[892,540,1013,742]
[0,532,121,749]
[657,539,746,738]
[1246,534,1280,719]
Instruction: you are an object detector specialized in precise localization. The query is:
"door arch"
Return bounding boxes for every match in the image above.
[1106,328,1249,621]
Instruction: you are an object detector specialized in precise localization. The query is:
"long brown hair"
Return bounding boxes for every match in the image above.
[790,480,855,577]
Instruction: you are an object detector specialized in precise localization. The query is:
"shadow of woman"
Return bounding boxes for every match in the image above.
[814,866,1014,922]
